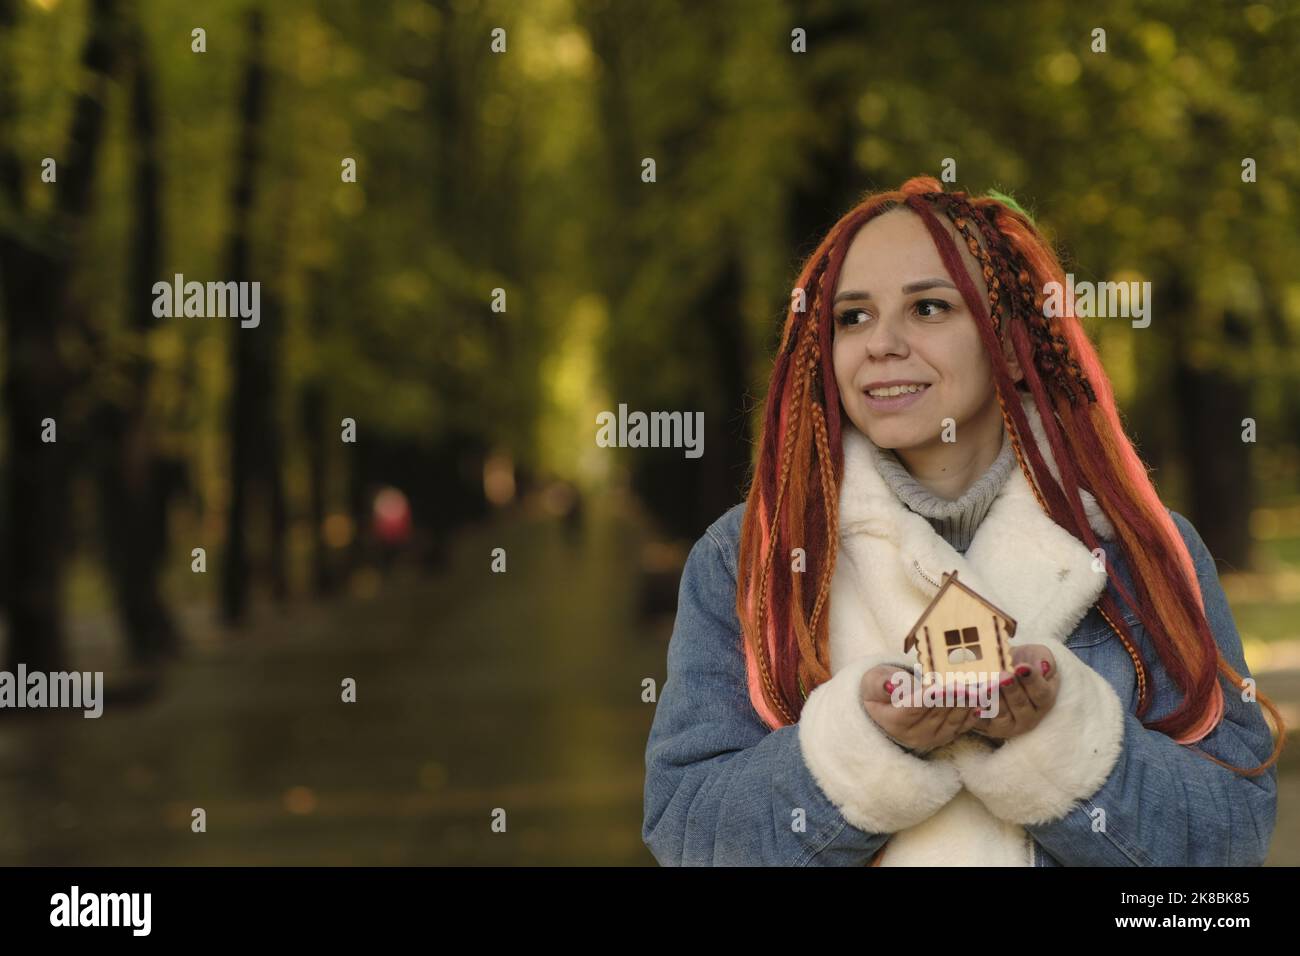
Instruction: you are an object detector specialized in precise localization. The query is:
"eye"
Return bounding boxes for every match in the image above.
[915,298,953,318]
[836,308,872,327]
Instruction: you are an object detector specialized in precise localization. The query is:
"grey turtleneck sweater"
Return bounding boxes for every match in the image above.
[865,428,1016,553]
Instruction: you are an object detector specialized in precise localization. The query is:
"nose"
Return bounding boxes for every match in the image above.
[863,312,908,360]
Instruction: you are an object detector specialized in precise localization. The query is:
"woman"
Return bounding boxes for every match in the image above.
[642,176,1284,866]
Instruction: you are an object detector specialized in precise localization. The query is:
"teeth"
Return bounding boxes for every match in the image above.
[867,384,929,398]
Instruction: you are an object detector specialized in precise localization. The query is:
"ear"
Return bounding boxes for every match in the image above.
[1001,332,1024,385]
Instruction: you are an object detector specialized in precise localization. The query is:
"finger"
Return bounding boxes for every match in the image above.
[863,666,914,705]
[1011,644,1038,668]
[860,667,889,704]
[1040,650,1058,682]
[934,717,973,748]
[896,703,933,733]
[961,676,987,723]
[1008,665,1055,731]
[1000,666,1036,713]
[865,695,927,741]
[937,702,978,744]
[968,676,999,718]
[1012,647,1058,686]
[949,677,981,711]
[981,677,1020,732]
[864,703,916,751]
[969,714,1008,738]
[917,705,963,749]
[913,700,955,739]
[1017,660,1052,709]
[941,703,973,730]
[884,673,937,727]
[978,708,1016,736]
[863,700,907,740]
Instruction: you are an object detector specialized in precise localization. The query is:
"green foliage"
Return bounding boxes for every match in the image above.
[2,0,1297,546]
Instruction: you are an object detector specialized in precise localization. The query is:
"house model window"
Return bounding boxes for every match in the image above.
[944,626,983,664]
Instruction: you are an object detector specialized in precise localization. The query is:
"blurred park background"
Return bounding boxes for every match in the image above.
[1,0,1299,864]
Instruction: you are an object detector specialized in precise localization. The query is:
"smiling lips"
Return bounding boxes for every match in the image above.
[864,382,930,398]
[860,382,931,412]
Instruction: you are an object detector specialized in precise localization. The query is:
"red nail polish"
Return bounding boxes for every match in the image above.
[1000,675,1015,687]
[1041,660,1051,677]
[884,681,896,694]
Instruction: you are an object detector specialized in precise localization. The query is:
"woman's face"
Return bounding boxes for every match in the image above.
[831,206,1019,455]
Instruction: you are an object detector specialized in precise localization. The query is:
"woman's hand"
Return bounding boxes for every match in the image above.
[969,644,1059,741]
[859,664,979,755]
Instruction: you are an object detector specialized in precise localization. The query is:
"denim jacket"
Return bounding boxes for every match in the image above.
[643,434,1278,866]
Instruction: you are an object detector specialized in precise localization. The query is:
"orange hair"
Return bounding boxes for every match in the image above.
[735,176,1284,777]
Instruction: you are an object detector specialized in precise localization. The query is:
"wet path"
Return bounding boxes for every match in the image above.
[0,490,672,865]
[1,489,1297,864]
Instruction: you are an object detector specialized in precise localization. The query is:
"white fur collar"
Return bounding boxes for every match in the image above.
[831,390,1113,673]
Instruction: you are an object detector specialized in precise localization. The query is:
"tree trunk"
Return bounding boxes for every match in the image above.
[220,9,269,625]
[95,17,181,664]
[0,0,122,671]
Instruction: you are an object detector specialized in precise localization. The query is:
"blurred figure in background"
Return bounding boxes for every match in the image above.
[372,486,412,575]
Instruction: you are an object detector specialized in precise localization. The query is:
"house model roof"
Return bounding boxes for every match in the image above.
[902,569,1018,654]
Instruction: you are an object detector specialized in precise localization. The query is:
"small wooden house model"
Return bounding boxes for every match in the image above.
[903,570,1017,679]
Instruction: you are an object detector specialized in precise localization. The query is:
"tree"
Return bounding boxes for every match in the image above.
[0,0,124,671]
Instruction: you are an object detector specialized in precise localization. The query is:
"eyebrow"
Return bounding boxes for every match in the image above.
[832,278,958,305]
